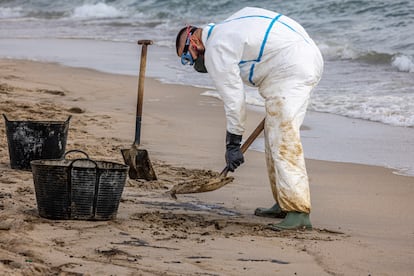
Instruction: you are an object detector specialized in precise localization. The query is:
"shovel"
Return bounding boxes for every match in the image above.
[121,40,157,181]
[169,118,265,198]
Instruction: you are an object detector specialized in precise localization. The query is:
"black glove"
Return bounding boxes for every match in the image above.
[225,131,244,172]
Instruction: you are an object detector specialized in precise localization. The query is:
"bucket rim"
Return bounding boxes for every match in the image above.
[3,114,72,124]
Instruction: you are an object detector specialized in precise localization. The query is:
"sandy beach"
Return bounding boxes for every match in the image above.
[0,59,413,275]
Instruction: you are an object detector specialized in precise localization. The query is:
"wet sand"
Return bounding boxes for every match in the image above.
[0,59,413,275]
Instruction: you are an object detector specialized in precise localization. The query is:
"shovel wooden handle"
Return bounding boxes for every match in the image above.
[221,118,265,176]
[134,39,153,145]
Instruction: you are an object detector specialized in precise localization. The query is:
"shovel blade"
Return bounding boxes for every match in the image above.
[121,147,157,181]
[168,175,234,199]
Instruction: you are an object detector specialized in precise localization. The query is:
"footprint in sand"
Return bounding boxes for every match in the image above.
[0,83,13,94]
[68,107,85,114]
[36,89,66,96]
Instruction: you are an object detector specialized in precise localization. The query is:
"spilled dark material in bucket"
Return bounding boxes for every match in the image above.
[3,114,71,170]
[31,150,129,220]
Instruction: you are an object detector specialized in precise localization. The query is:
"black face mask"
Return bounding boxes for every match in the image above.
[193,54,208,73]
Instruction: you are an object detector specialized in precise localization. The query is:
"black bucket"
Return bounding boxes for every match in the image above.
[3,114,71,170]
[30,150,129,220]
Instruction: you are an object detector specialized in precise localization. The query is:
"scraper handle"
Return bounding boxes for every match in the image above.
[134,39,153,145]
[220,118,265,177]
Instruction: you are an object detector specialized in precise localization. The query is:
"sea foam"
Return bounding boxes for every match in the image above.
[71,2,124,19]
[392,55,414,73]
[0,7,22,18]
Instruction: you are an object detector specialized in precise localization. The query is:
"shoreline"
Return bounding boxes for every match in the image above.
[1,57,413,177]
[0,59,413,275]
[1,37,413,125]
[2,46,413,176]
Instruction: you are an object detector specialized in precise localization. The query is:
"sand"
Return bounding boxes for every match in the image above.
[0,59,413,275]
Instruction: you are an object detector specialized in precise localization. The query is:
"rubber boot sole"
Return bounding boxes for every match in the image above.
[266,212,312,231]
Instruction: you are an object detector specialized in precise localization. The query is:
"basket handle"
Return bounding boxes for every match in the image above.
[2,114,9,122]
[66,150,98,169]
[68,158,98,169]
[64,150,90,160]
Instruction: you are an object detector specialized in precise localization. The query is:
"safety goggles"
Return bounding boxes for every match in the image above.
[181,26,197,65]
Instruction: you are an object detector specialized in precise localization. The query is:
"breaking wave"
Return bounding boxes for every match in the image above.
[0,6,22,18]
[319,42,414,73]
[71,3,125,19]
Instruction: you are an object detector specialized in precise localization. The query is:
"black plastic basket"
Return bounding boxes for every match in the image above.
[3,114,71,170]
[30,150,129,220]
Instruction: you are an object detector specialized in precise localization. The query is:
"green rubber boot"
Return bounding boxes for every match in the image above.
[267,212,312,231]
[254,203,287,218]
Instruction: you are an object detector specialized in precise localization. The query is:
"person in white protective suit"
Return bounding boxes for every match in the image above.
[176,7,323,230]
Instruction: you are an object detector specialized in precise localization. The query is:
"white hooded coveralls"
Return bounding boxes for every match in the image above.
[201,7,323,213]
